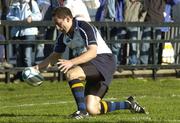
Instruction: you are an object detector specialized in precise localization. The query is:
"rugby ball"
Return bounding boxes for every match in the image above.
[22,67,44,87]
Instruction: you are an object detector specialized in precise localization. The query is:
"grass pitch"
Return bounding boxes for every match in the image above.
[0,78,180,123]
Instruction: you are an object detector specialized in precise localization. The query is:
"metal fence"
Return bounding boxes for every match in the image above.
[1,20,180,82]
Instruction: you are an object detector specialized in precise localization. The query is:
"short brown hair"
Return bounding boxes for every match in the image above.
[52,7,73,19]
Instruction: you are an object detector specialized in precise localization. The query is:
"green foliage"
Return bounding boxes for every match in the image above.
[0,78,180,123]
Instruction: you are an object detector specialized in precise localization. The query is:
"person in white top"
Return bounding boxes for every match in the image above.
[64,0,91,21]
[7,0,42,82]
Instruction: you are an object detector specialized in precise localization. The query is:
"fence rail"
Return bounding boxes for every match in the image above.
[1,20,180,82]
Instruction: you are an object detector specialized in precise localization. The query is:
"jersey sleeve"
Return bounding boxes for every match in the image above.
[78,21,98,46]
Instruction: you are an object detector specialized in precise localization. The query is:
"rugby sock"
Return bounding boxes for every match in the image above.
[68,79,86,112]
[100,100,131,114]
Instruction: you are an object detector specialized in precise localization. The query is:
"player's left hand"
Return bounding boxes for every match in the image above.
[57,59,73,73]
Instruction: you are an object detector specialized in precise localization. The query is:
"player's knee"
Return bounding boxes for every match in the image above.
[86,102,100,115]
[86,95,101,115]
[66,66,86,81]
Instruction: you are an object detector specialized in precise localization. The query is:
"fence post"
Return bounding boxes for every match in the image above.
[5,25,11,83]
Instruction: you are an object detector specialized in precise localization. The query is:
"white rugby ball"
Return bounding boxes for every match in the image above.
[22,67,44,87]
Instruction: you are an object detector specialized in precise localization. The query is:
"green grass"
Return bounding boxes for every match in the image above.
[0,78,180,123]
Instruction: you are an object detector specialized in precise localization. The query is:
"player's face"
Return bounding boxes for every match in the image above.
[53,16,72,34]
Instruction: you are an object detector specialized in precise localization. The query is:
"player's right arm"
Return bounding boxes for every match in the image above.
[35,52,61,70]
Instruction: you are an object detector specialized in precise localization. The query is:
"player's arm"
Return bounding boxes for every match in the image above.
[70,21,98,65]
[57,44,97,73]
[35,52,61,70]
[71,44,97,65]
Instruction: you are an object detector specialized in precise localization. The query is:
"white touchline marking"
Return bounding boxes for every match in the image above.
[0,101,74,109]
[1,94,180,109]
[137,94,180,98]
[1,94,179,108]
[1,98,117,109]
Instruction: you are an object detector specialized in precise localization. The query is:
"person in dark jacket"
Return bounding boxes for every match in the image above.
[140,0,166,65]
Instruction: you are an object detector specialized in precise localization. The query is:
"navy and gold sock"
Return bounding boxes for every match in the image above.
[100,100,131,114]
[68,79,86,112]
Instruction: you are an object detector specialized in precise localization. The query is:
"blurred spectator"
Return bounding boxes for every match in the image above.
[64,0,91,22]
[41,0,60,59]
[161,0,180,32]
[35,0,51,64]
[95,0,126,71]
[172,0,180,22]
[124,0,146,65]
[172,0,180,41]
[7,0,42,82]
[37,0,51,18]
[0,0,13,69]
[161,0,180,64]
[140,0,165,65]
[0,35,13,69]
[83,0,100,20]
[95,0,116,22]
[0,0,11,20]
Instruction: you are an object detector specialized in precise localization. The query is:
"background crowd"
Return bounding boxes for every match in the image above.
[0,0,180,82]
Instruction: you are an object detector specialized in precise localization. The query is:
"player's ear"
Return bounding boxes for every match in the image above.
[66,16,72,22]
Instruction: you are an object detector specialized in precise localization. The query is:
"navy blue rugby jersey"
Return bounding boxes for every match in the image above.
[54,19,112,57]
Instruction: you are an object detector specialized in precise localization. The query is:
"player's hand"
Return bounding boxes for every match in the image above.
[57,59,74,73]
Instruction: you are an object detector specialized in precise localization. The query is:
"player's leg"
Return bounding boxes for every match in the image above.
[99,97,146,114]
[80,61,131,115]
[84,68,146,115]
[86,95,131,115]
[81,58,132,115]
[85,82,146,115]
[85,82,132,115]
[66,61,106,118]
[99,99,131,114]
[65,66,88,119]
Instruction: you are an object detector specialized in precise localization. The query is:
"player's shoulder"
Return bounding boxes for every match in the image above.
[76,20,94,31]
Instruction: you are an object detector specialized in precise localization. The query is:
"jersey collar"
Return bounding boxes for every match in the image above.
[66,18,78,38]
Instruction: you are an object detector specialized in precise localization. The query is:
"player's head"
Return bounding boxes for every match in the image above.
[52,7,73,33]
